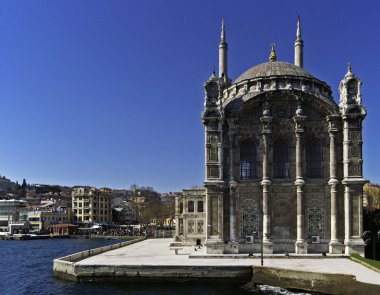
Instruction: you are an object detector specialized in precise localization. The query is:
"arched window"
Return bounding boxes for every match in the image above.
[306,138,322,178]
[240,141,257,180]
[273,139,290,178]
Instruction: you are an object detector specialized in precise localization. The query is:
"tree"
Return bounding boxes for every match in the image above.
[364,183,380,210]
[363,183,380,259]
[20,178,27,197]
[129,184,161,227]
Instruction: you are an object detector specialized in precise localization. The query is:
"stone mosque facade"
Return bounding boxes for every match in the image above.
[197,18,367,255]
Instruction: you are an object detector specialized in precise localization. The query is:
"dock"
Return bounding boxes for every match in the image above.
[54,238,380,294]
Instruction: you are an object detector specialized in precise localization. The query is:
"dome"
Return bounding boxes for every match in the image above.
[234,61,315,84]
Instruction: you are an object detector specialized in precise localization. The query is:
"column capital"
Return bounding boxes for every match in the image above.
[294,178,305,187]
[293,115,306,133]
[261,179,272,186]
[327,115,340,133]
[260,116,273,133]
[328,178,339,186]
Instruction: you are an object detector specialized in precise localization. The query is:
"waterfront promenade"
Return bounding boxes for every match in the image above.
[54,238,380,294]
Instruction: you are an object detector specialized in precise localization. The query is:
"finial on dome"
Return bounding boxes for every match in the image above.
[344,61,355,78]
[212,65,216,76]
[269,43,277,62]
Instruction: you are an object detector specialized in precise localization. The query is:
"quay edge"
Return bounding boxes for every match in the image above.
[54,260,380,294]
[53,238,380,294]
[250,266,380,295]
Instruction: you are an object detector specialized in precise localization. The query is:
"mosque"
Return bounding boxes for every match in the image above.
[176,18,366,255]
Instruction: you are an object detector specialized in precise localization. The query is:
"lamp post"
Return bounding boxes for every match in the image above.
[261,234,264,266]
[261,233,269,266]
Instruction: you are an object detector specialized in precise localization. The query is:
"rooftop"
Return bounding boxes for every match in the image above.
[234,61,315,84]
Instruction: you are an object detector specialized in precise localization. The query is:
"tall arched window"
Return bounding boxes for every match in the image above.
[273,139,290,178]
[306,138,322,178]
[240,141,257,180]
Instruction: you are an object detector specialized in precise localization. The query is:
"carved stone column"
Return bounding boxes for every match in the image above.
[228,119,237,242]
[327,116,342,253]
[260,101,273,254]
[294,106,307,254]
[174,194,179,237]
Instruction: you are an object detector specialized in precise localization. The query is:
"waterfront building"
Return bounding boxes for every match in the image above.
[49,223,78,236]
[200,18,366,254]
[0,199,28,233]
[71,187,112,225]
[8,221,29,235]
[175,188,206,245]
[27,206,71,233]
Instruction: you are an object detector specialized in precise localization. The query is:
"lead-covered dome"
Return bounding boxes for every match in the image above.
[234,61,315,84]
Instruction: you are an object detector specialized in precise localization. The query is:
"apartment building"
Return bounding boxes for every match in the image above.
[72,187,112,225]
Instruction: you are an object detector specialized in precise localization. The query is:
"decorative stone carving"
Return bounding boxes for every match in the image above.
[349,163,360,176]
[208,133,219,144]
[207,122,219,131]
[197,220,204,234]
[208,166,219,178]
[205,81,219,98]
[295,102,304,116]
[240,199,258,238]
[350,146,359,157]
[307,199,325,239]
[188,220,195,234]
[208,146,218,161]
[262,99,271,117]
[350,131,359,141]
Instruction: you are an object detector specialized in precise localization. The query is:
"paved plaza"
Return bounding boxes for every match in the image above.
[76,238,380,285]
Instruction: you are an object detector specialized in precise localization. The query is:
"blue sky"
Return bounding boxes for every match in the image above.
[1,0,379,192]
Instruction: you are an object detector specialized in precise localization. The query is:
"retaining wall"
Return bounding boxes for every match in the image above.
[250,266,380,295]
[53,237,145,281]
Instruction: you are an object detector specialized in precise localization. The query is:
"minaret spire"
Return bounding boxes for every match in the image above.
[294,15,304,68]
[296,15,301,40]
[221,18,226,42]
[219,18,228,81]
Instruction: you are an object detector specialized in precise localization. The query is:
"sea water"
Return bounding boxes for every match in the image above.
[0,239,317,295]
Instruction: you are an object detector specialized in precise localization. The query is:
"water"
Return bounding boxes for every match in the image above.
[0,239,315,295]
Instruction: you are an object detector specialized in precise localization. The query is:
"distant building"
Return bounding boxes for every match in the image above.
[0,199,28,232]
[49,223,78,236]
[0,176,16,197]
[27,207,71,233]
[71,187,112,225]
[175,188,206,245]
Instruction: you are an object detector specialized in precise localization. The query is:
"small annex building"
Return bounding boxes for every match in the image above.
[174,188,206,246]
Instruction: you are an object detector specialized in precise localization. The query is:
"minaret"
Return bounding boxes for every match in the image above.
[219,18,228,81]
[294,16,304,68]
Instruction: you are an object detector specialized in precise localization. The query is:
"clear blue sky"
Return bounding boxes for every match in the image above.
[1,0,379,192]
